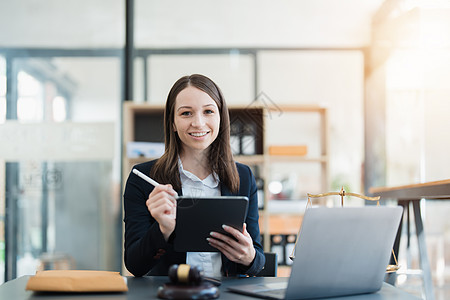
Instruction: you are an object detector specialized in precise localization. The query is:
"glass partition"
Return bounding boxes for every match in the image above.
[0,55,5,283]
[1,55,121,282]
[0,56,5,124]
[0,0,124,282]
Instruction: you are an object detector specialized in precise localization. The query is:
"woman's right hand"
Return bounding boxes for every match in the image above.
[146,184,178,241]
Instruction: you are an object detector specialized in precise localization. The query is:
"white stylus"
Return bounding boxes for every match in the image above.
[132,169,160,187]
[132,168,179,200]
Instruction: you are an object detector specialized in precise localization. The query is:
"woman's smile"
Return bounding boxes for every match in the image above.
[189,131,210,138]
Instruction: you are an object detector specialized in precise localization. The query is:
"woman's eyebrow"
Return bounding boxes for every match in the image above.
[177,103,217,111]
[176,105,192,112]
[203,104,217,108]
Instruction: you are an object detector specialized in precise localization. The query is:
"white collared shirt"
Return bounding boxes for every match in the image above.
[179,158,222,277]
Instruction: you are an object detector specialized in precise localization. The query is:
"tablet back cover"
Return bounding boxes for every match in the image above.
[174,196,249,252]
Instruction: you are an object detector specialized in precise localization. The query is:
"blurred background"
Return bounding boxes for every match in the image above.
[1,1,450,299]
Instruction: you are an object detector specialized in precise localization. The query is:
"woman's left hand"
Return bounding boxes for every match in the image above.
[207,223,256,266]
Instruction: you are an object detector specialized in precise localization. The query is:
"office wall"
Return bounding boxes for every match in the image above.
[134,0,380,48]
[0,1,124,48]
[0,0,379,48]
[146,54,255,105]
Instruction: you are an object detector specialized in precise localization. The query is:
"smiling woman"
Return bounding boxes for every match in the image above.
[123,74,265,278]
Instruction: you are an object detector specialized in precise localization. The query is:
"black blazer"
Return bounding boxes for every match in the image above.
[123,159,265,277]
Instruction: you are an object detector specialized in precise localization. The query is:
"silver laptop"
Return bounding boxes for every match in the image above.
[228,206,403,300]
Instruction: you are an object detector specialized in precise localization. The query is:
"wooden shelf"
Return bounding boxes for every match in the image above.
[268,155,328,163]
[277,266,292,277]
[268,104,326,113]
[234,155,265,165]
[259,214,303,235]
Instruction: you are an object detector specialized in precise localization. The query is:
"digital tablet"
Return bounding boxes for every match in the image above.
[173,196,249,252]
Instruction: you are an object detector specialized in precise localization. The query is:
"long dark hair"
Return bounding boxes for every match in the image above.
[151,74,239,193]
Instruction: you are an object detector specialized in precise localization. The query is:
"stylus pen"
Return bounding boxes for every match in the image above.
[132,169,160,187]
[132,169,179,198]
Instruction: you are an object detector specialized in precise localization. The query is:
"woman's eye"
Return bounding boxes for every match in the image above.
[204,109,214,114]
[181,111,191,116]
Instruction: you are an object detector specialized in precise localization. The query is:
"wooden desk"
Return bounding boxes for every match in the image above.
[370,179,450,300]
[0,275,420,300]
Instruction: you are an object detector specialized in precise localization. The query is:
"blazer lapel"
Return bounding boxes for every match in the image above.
[220,183,233,196]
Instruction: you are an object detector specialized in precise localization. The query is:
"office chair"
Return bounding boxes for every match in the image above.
[256,252,278,277]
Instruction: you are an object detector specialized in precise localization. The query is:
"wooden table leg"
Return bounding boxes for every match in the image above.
[412,200,434,300]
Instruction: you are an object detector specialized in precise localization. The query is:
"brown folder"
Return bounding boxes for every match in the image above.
[25,270,128,292]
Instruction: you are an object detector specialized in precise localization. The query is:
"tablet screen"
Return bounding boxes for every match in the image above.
[173,196,249,252]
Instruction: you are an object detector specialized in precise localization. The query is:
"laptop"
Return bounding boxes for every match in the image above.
[228,206,403,300]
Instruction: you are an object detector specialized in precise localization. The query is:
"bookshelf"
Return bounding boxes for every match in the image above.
[122,102,329,274]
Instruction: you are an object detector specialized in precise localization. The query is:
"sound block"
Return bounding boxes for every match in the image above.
[157,282,220,299]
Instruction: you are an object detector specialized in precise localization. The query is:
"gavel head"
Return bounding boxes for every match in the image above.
[168,264,204,285]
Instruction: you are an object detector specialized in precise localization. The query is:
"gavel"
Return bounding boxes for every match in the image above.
[158,264,220,299]
[168,264,204,286]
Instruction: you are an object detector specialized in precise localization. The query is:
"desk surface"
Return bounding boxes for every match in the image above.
[370,179,450,200]
[1,275,420,300]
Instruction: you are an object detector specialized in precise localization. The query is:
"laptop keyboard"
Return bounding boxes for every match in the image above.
[228,282,288,300]
[263,288,287,299]
[255,282,288,299]
[258,282,288,291]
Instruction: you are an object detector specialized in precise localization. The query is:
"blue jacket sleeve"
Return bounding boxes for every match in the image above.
[224,163,265,276]
[240,164,265,276]
[123,161,173,276]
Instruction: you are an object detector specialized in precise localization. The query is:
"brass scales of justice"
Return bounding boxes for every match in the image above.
[288,187,400,273]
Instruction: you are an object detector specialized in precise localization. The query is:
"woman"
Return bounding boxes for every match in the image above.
[123,74,264,277]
